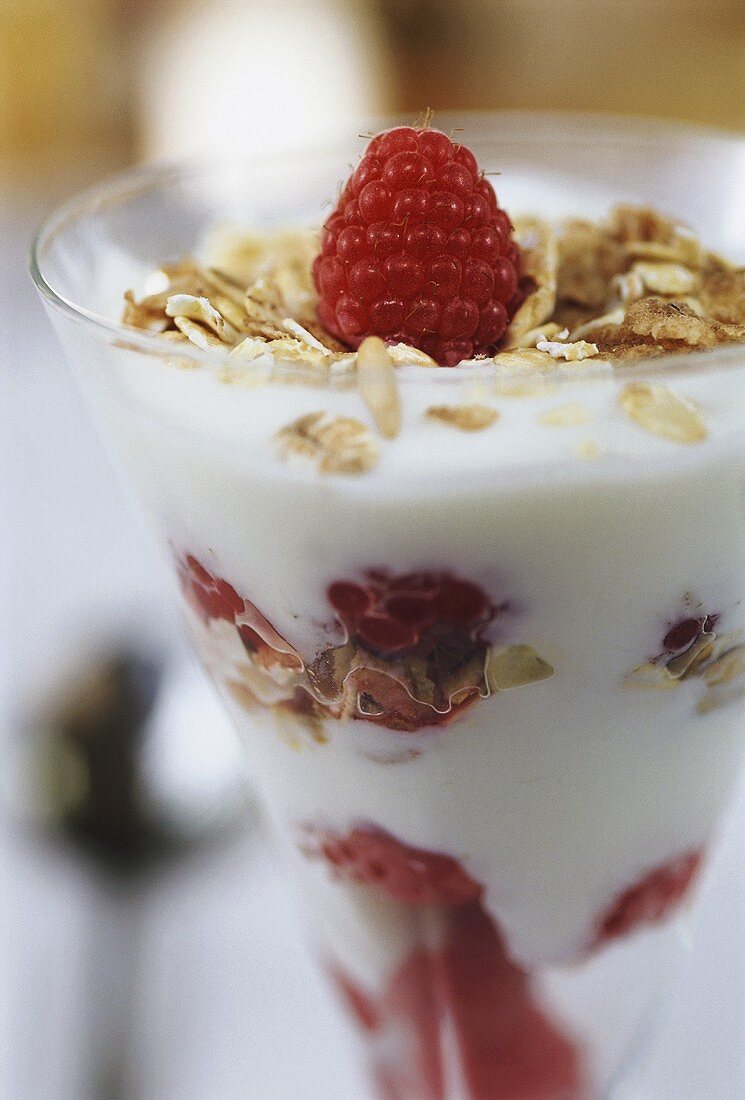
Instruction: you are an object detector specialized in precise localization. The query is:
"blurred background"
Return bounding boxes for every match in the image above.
[3,2,745,1097]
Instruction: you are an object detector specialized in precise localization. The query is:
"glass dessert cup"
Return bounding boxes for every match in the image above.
[32,113,745,1099]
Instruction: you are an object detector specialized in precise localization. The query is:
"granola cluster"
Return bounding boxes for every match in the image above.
[624,608,745,715]
[122,227,346,366]
[122,203,745,373]
[120,204,744,467]
[551,206,745,359]
[179,555,555,744]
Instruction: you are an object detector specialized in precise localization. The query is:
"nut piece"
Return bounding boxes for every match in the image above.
[535,337,599,361]
[618,382,707,444]
[275,412,380,474]
[610,270,646,303]
[426,404,499,431]
[486,645,554,690]
[166,294,237,341]
[664,633,715,679]
[356,336,402,439]
[281,319,332,353]
[203,225,319,315]
[385,342,438,367]
[593,298,745,362]
[173,316,227,351]
[539,402,592,426]
[509,322,565,348]
[703,645,745,688]
[557,219,626,311]
[631,262,698,296]
[493,347,556,370]
[575,439,600,461]
[699,269,745,325]
[623,662,677,691]
[609,205,705,269]
[568,308,625,342]
[625,299,745,347]
[697,686,745,715]
[123,289,171,333]
[506,217,559,340]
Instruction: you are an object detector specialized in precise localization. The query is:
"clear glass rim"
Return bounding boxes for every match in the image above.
[29,108,745,382]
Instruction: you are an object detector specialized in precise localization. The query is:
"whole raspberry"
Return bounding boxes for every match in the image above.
[312,125,522,366]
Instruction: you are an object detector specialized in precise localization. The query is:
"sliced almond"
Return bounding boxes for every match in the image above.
[568,308,625,342]
[493,347,556,370]
[208,293,248,332]
[611,260,695,303]
[609,206,706,269]
[280,318,332,353]
[227,337,271,363]
[263,337,330,367]
[275,412,380,475]
[166,294,237,342]
[122,289,170,333]
[624,662,677,691]
[664,634,716,679]
[356,336,402,439]
[610,270,646,303]
[385,342,438,368]
[225,678,259,712]
[631,261,698,296]
[426,404,499,431]
[702,645,745,687]
[539,402,592,426]
[486,645,554,690]
[575,439,600,460]
[204,266,246,303]
[697,684,745,715]
[508,322,565,348]
[624,240,698,265]
[173,315,227,351]
[506,217,558,340]
[618,382,707,444]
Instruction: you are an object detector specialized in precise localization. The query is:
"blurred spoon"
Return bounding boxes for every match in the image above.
[26,645,253,1099]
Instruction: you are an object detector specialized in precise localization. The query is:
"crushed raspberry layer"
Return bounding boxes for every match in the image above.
[300,825,482,907]
[330,902,583,1100]
[327,570,492,649]
[179,554,500,733]
[178,553,303,673]
[595,849,703,945]
[313,569,498,731]
[312,125,523,366]
[178,553,245,623]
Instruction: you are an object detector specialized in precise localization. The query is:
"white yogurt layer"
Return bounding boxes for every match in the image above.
[48,152,745,992]
[75,329,745,978]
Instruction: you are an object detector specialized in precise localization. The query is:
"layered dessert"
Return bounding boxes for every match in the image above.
[98,124,745,1098]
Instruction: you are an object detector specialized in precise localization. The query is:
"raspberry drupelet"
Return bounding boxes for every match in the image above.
[312,125,522,366]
